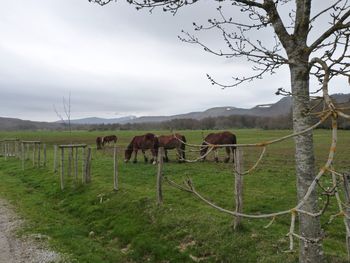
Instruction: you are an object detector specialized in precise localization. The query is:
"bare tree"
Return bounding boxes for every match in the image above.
[89,1,350,262]
[54,92,72,141]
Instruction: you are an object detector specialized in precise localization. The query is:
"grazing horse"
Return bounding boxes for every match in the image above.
[102,135,117,146]
[124,133,159,164]
[200,131,237,163]
[158,133,186,162]
[96,137,103,150]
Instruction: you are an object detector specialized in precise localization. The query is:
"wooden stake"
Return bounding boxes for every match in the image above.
[53,145,58,173]
[21,143,25,170]
[26,144,29,160]
[233,149,243,230]
[75,147,78,183]
[43,144,46,167]
[60,147,65,190]
[68,147,72,177]
[85,147,92,183]
[32,143,36,166]
[113,146,119,191]
[37,143,41,167]
[4,143,7,161]
[82,147,86,184]
[156,147,164,205]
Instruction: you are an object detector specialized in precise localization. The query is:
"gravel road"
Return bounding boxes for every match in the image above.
[0,199,62,263]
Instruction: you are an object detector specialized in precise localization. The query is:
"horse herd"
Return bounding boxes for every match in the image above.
[96,131,237,164]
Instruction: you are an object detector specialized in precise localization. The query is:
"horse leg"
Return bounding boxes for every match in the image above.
[133,149,138,163]
[232,147,236,163]
[200,145,208,162]
[214,149,219,163]
[142,150,148,163]
[150,149,157,165]
[164,149,169,162]
[176,147,182,163]
[224,147,230,163]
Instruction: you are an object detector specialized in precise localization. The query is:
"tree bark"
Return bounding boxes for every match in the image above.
[290,59,324,263]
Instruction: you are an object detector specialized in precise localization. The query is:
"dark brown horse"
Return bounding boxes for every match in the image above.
[124,133,159,164]
[158,133,186,162]
[96,137,103,150]
[200,131,237,163]
[102,135,117,146]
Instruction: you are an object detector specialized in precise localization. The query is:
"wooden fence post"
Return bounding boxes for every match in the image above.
[26,144,29,160]
[75,147,78,183]
[37,143,41,167]
[4,143,7,161]
[53,145,58,173]
[233,148,243,230]
[43,144,47,167]
[15,141,19,158]
[32,143,36,166]
[156,147,164,205]
[113,146,119,191]
[60,147,65,190]
[82,147,86,184]
[343,172,350,261]
[84,147,92,183]
[88,147,92,183]
[21,142,25,170]
[68,147,72,177]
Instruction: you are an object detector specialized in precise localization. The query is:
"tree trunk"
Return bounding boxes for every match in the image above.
[290,61,324,262]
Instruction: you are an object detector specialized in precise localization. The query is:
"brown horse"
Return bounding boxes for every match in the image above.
[102,135,117,146]
[124,133,159,164]
[200,131,237,163]
[96,137,103,150]
[158,133,186,162]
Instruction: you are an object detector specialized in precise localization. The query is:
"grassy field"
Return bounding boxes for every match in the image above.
[0,129,349,262]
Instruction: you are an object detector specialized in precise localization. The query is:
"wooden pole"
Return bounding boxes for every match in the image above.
[4,143,8,161]
[75,147,78,183]
[14,141,18,158]
[43,144,47,167]
[21,143,25,170]
[68,147,72,177]
[37,143,41,167]
[233,148,243,230]
[53,145,58,173]
[60,147,65,190]
[82,147,86,184]
[343,172,350,261]
[156,147,164,205]
[113,146,119,191]
[32,143,36,166]
[85,148,92,183]
[26,143,29,160]
[88,147,92,183]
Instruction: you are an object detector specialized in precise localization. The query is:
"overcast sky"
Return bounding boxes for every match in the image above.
[0,0,348,122]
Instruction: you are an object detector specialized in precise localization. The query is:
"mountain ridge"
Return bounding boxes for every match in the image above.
[1,93,349,130]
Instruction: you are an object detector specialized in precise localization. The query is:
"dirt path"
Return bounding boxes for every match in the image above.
[0,199,62,263]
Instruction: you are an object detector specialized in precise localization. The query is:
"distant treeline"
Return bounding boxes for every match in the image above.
[87,111,350,131]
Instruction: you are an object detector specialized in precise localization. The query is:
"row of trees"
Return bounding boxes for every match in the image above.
[89,114,292,130]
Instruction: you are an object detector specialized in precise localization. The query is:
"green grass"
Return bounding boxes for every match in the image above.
[0,129,349,262]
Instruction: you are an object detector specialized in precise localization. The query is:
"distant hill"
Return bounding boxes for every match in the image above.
[68,96,294,125]
[0,93,349,130]
[0,117,63,131]
[66,116,137,125]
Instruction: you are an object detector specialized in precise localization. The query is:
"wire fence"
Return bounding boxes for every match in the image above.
[0,57,349,258]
